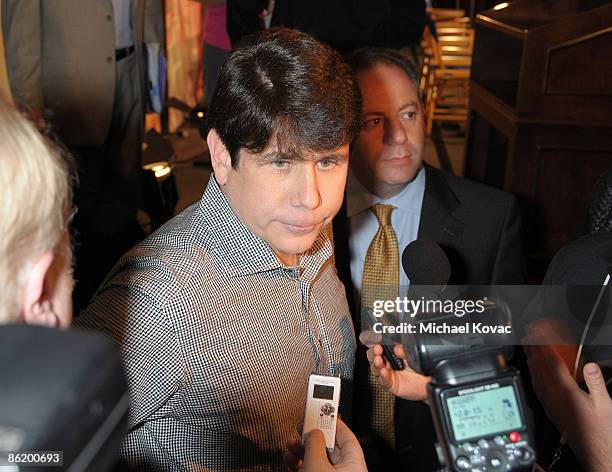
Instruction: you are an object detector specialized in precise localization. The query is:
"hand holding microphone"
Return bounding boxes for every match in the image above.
[359,330,430,401]
[358,239,449,401]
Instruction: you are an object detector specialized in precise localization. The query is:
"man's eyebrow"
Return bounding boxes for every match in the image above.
[318,152,347,161]
[398,100,419,110]
[256,151,306,163]
[257,151,346,162]
[363,101,419,116]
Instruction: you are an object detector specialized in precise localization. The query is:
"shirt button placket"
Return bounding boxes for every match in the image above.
[299,280,321,370]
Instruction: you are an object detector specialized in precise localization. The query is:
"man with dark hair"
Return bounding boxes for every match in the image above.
[333,47,525,471]
[76,28,361,470]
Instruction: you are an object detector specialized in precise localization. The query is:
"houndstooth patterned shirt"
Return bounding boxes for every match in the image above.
[75,175,355,471]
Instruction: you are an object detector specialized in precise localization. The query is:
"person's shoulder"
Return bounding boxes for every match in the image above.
[95,203,220,307]
[560,232,612,256]
[438,168,513,201]
[547,233,612,285]
[427,166,516,212]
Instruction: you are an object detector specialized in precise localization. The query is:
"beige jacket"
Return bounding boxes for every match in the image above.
[2,0,164,146]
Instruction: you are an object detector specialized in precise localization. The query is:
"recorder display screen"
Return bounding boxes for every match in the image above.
[313,384,334,400]
[446,386,523,441]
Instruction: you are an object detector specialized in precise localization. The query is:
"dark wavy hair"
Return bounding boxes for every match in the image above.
[204,28,362,167]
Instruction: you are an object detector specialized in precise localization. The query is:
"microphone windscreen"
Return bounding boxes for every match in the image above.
[402,239,451,285]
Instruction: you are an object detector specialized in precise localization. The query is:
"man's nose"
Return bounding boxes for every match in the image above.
[292,164,322,210]
[383,118,407,145]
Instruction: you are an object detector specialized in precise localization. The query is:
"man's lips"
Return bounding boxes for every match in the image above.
[282,220,325,233]
[383,154,410,161]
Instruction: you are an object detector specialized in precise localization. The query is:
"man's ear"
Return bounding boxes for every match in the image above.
[207,129,232,185]
[21,251,56,327]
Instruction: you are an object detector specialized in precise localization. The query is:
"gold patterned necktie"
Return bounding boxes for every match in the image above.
[362,204,399,308]
[360,203,399,449]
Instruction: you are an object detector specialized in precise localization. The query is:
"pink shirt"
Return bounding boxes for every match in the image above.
[203,3,231,51]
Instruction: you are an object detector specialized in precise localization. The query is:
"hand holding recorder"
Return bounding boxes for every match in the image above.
[284,419,367,472]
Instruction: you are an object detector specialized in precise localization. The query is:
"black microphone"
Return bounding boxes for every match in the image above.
[365,240,453,371]
[402,238,451,286]
[372,240,450,371]
[367,240,451,371]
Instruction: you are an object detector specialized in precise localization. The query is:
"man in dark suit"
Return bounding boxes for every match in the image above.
[333,48,526,471]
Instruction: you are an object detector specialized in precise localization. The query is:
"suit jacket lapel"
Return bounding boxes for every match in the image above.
[332,202,359,326]
[418,164,464,248]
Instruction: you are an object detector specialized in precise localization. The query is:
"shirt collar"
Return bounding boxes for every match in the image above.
[198,174,333,279]
[346,165,426,218]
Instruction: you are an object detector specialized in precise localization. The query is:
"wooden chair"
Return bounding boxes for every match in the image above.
[421,17,475,135]
[436,16,471,29]
[427,7,466,21]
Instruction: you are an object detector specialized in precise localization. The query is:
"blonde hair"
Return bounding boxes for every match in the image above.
[0,99,71,323]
